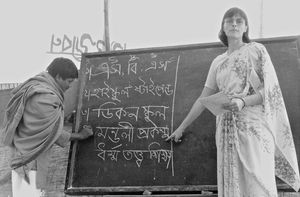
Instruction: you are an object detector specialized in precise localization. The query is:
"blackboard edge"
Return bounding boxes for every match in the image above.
[64,184,218,195]
[64,183,294,195]
[65,55,88,194]
[80,35,300,59]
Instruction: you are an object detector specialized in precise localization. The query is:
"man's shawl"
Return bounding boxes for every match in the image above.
[0,71,65,188]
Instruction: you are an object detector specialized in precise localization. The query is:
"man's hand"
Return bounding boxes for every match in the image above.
[77,125,94,140]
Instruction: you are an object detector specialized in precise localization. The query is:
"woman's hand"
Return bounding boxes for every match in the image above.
[165,127,184,143]
[223,97,245,112]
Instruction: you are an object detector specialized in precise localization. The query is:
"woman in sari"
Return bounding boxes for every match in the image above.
[166,7,300,197]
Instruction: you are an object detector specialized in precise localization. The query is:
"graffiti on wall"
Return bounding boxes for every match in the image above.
[47,33,126,62]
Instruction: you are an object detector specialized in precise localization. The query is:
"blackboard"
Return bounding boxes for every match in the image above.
[65,35,300,195]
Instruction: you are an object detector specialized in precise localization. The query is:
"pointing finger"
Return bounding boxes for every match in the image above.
[165,135,172,141]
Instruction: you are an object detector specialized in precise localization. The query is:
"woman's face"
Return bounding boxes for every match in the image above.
[223,14,248,41]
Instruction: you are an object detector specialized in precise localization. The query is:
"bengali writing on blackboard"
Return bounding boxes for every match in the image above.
[79,53,181,175]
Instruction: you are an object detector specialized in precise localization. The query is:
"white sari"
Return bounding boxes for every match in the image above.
[205,42,300,197]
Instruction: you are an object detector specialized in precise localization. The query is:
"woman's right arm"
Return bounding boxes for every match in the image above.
[166,86,216,142]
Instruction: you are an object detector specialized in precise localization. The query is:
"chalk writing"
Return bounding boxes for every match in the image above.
[96,122,134,143]
[96,142,173,168]
[81,108,90,122]
[85,55,179,80]
[83,82,132,103]
[144,57,178,72]
[85,102,168,123]
[83,79,173,103]
[134,77,174,96]
[95,123,168,143]
[136,126,169,140]
[79,54,181,176]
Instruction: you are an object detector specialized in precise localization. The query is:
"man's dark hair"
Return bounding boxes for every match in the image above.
[47,57,78,79]
[218,7,251,46]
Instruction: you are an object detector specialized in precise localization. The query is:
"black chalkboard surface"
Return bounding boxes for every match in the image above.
[65,36,300,195]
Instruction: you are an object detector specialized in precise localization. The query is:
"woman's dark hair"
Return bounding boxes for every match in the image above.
[47,57,78,79]
[218,7,251,46]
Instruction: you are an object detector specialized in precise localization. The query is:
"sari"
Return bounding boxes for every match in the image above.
[205,42,300,196]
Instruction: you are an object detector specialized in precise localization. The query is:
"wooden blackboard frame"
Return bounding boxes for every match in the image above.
[65,35,300,195]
